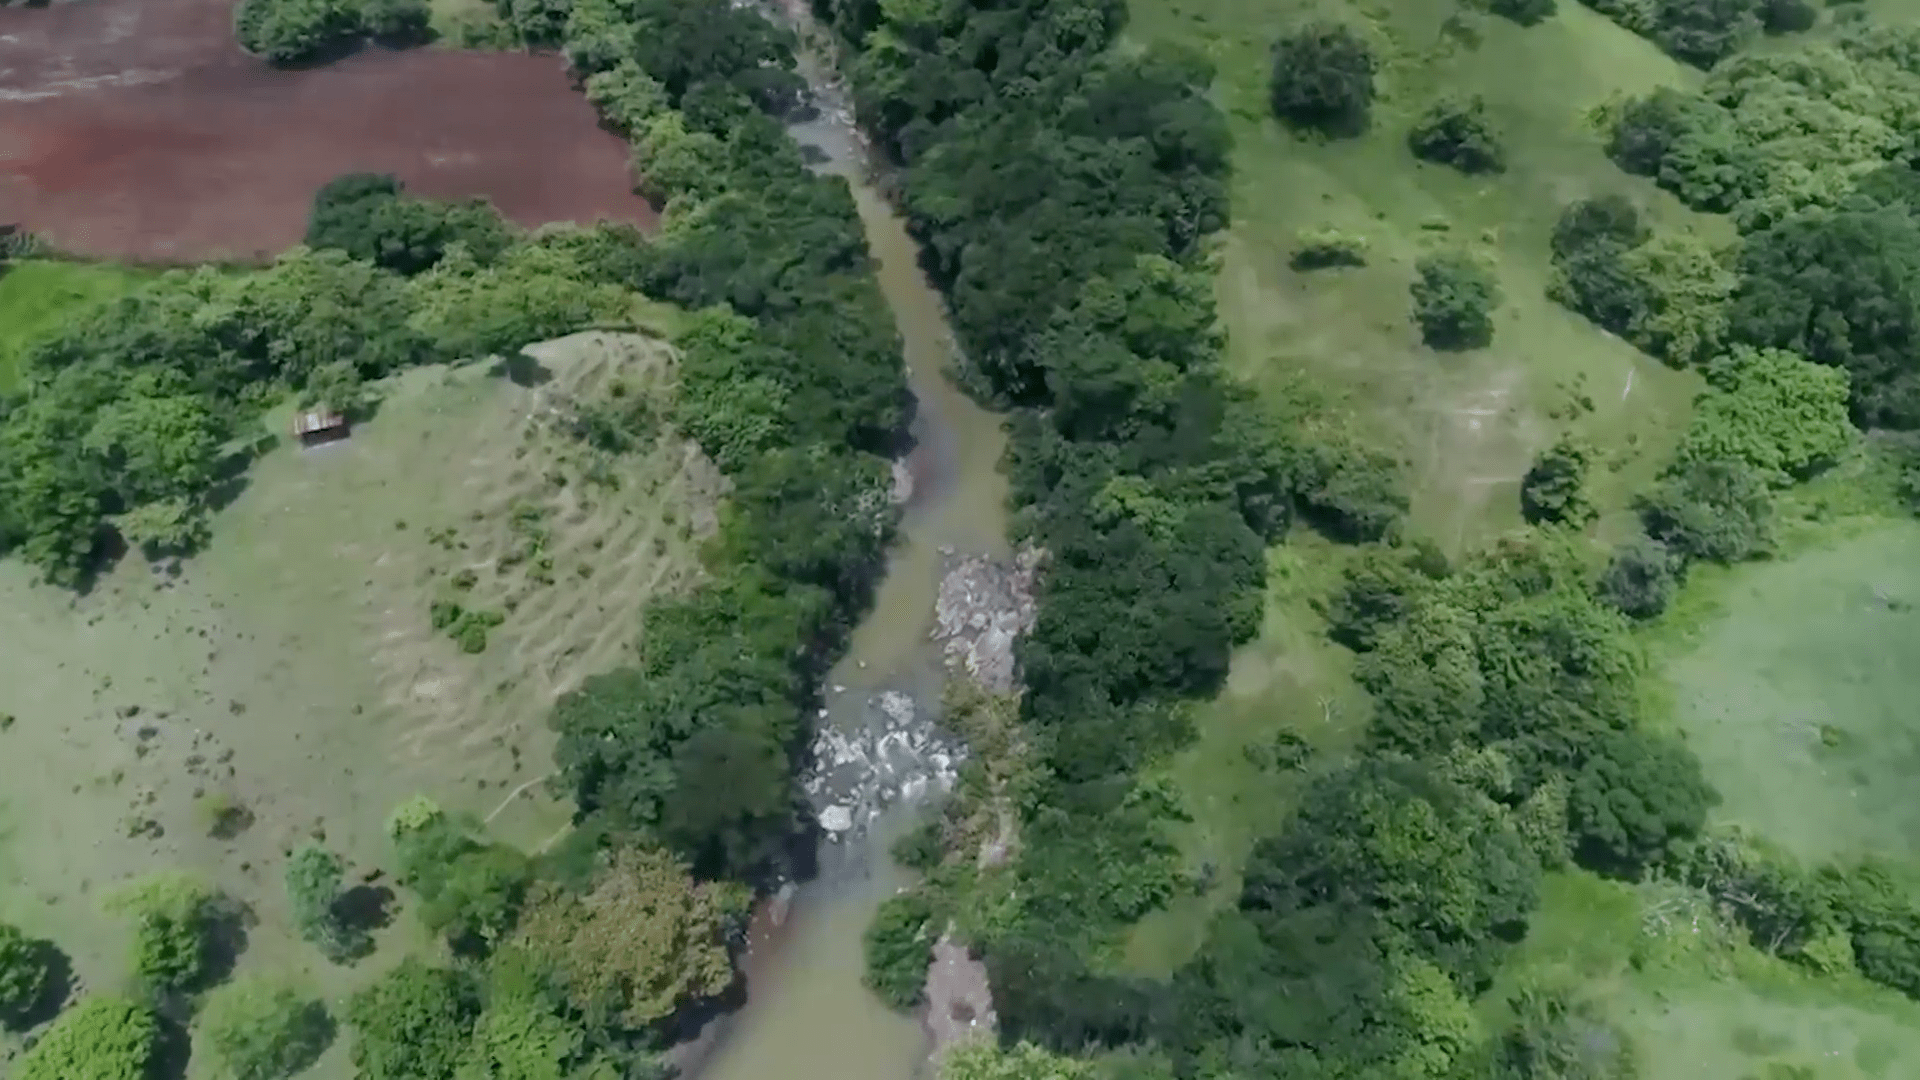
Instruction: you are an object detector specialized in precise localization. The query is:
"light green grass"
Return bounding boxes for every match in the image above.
[0,260,147,392]
[0,331,711,1076]
[1119,0,1719,972]
[1489,872,1920,1080]
[1131,0,1709,551]
[1656,519,1920,863]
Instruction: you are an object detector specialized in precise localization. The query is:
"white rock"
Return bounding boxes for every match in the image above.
[819,805,854,832]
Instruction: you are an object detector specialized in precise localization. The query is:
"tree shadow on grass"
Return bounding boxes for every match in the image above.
[0,939,75,1032]
[491,350,554,387]
[334,884,397,939]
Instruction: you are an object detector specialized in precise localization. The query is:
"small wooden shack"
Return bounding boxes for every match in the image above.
[293,409,350,447]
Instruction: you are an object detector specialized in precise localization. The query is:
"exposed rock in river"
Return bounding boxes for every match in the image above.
[931,547,1041,694]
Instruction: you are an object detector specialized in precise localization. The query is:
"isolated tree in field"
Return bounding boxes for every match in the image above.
[1269,23,1377,136]
[105,871,219,995]
[15,997,159,1080]
[0,920,52,1027]
[1570,730,1718,875]
[1412,251,1500,349]
[1408,96,1505,174]
[1520,436,1595,526]
[1600,537,1681,619]
[199,976,334,1080]
[286,844,368,962]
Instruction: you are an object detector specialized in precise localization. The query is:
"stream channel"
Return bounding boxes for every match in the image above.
[687,14,1013,1080]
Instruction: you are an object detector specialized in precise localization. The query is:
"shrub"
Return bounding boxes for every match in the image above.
[0,921,51,1026]
[1490,0,1557,25]
[1761,0,1817,31]
[1520,437,1595,526]
[105,872,219,994]
[286,845,368,963]
[1408,96,1505,174]
[360,0,430,42]
[1551,196,1648,259]
[1600,538,1682,619]
[1269,23,1377,136]
[864,890,936,1010]
[15,998,159,1080]
[233,0,363,64]
[1411,250,1500,349]
[1637,459,1774,563]
[1491,986,1640,1079]
[198,976,334,1080]
[1290,227,1368,270]
[1323,545,1427,653]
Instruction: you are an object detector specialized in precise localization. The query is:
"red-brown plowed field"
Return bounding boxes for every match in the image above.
[0,0,656,263]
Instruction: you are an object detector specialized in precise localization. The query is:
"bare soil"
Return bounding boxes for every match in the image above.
[0,0,656,262]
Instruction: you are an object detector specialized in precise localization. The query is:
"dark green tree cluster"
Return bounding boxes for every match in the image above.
[0,203,636,587]
[305,174,511,276]
[0,920,52,1028]
[1578,0,1766,67]
[233,0,429,65]
[549,0,908,882]
[1587,30,1920,426]
[820,0,1407,1038]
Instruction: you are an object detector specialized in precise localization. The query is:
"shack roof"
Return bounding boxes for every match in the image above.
[293,410,347,436]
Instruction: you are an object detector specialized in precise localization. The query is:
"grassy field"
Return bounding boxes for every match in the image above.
[1118,0,1719,972]
[1488,872,1920,1080]
[1654,518,1920,863]
[0,331,717,1076]
[0,259,148,392]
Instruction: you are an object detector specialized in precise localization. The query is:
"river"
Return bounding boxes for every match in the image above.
[687,28,1013,1080]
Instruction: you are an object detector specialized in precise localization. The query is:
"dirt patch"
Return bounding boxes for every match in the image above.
[0,0,655,262]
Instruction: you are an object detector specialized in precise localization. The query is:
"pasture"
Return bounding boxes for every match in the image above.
[1661,521,1920,863]
[0,331,717,1075]
[1490,872,1920,1080]
[1118,0,1716,972]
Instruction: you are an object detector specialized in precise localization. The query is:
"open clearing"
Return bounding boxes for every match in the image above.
[1490,872,1920,1080]
[1661,521,1920,864]
[1119,0,1712,971]
[0,259,148,392]
[0,331,718,1074]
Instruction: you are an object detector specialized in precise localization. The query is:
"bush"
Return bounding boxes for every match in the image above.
[1491,986,1640,1079]
[15,997,159,1080]
[1490,0,1557,25]
[1291,227,1368,270]
[360,0,430,42]
[233,0,363,64]
[1407,96,1505,174]
[285,845,368,963]
[1637,459,1773,563]
[1323,545,1428,653]
[1761,0,1817,31]
[199,977,334,1080]
[105,872,219,994]
[1600,538,1681,619]
[864,890,936,1010]
[1520,437,1595,526]
[0,921,51,1026]
[1411,251,1500,349]
[1269,23,1377,136]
